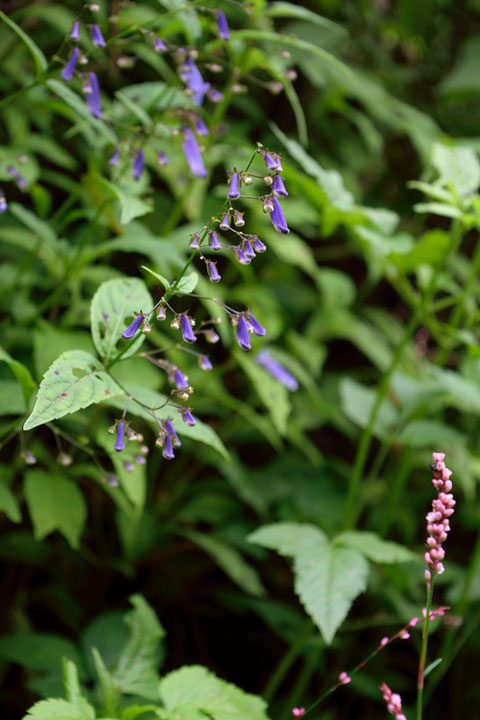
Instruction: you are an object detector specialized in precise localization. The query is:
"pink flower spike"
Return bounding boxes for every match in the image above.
[292,708,305,718]
[339,671,351,684]
[400,630,410,639]
[380,682,406,720]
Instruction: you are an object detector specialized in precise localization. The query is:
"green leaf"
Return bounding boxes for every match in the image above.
[181,529,265,597]
[115,90,152,127]
[62,659,83,706]
[159,665,270,720]
[0,346,36,403]
[97,429,145,509]
[46,79,116,144]
[413,202,463,219]
[248,523,368,643]
[0,481,21,523]
[141,265,171,289]
[266,2,346,34]
[96,176,154,225]
[23,350,121,431]
[90,277,153,363]
[112,595,165,700]
[0,10,47,77]
[22,699,93,720]
[431,142,480,197]
[121,706,159,720]
[24,470,87,549]
[236,351,291,435]
[424,657,443,677]
[172,271,199,295]
[339,378,399,439]
[335,531,416,563]
[396,419,466,448]
[0,632,83,673]
[91,648,119,717]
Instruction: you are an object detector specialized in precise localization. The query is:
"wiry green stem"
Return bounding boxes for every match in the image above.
[416,579,435,720]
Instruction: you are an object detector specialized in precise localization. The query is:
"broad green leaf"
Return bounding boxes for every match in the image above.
[106,384,229,460]
[46,79,116,144]
[7,202,64,276]
[142,265,171,289]
[90,277,153,363]
[112,595,165,700]
[339,378,399,439]
[236,351,291,435]
[397,420,466,447]
[33,324,95,378]
[22,699,93,720]
[157,0,201,43]
[171,271,199,295]
[181,528,265,596]
[0,10,47,76]
[23,350,121,430]
[96,176,153,225]
[408,180,455,203]
[413,202,463,219]
[159,665,269,720]
[0,345,36,403]
[248,523,368,643]
[0,632,83,673]
[24,471,87,549]
[121,706,159,720]
[431,142,480,197]
[0,481,21,522]
[335,531,416,563]
[97,429,145,510]
[266,2,346,34]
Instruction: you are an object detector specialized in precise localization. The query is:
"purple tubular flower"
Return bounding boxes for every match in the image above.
[234,246,250,264]
[270,197,290,234]
[207,261,221,283]
[174,369,189,389]
[61,47,79,81]
[243,241,255,259]
[194,116,209,136]
[121,313,144,339]
[263,152,282,172]
[209,88,224,102]
[181,58,211,105]
[91,24,106,47]
[182,127,207,178]
[180,408,196,426]
[180,314,197,343]
[132,150,145,181]
[256,350,299,391]
[253,237,266,253]
[272,175,288,197]
[86,72,102,118]
[247,313,266,336]
[109,147,120,166]
[158,151,169,165]
[219,211,230,230]
[114,421,125,452]
[199,355,213,370]
[162,435,175,459]
[236,316,251,351]
[165,419,181,447]
[124,460,134,472]
[154,36,166,51]
[228,171,240,199]
[189,234,200,249]
[209,230,222,250]
[0,193,7,214]
[70,21,80,41]
[217,10,230,41]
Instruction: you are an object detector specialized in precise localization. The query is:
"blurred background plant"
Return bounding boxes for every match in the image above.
[2,1,480,719]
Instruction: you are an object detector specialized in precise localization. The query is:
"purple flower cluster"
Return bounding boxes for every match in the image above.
[424,451,455,583]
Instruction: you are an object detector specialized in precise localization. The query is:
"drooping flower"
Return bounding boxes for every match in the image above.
[236,315,251,351]
[181,57,211,105]
[121,313,144,339]
[132,149,145,181]
[61,47,79,81]
[243,240,255,259]
[262,151,283,172]
[205,328,220,343]
[180,313,197,343]
[246,313,266,336]
[219,211,230,230]
[123,460,134,472]
[70,21,80,41]
[114,421,125,452]
[165,419,181,447]
[272,175,288,197]
[256,349,299,391]
[234,211,245,227]
[228,170,240,199]
[0,192,7,214]
[158,151,169,165]
[156,305,166,320]
[199,355,212,370]
[179,408,196,426]
[233,246,250,265]
[154,36,166,51]
[207,261,221,283]
[162,435,175,459]
[270,197,289,234]
[379,683,407,720]
[85,72,102,118]
[208,88,224,103]
[91,24,106,47]
[253,237,267,253]
[189,233,200,249]
[181,126,207,178]
[209,230,222,250]
[194,116,209,136]
[174,369,190,390]
[262,197,274,213]
[109,147,120,166]
[216,10,230,40]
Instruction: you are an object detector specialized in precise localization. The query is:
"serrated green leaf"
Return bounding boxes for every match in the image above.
[248,523,368,643]
[181,529,265,597]
[159,665,270,720]
[171,271,198,295]
[24,470,87,549]
[112,595,165,700]
[335,531,416,563]
[141,265,171,289]
[0,10,47,77]
[90,278,153,363]
[23,351,121,430]
[0,345,36,403]
[22,698,93,720]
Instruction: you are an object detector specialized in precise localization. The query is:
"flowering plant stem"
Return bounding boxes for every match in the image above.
[416,579,435,720]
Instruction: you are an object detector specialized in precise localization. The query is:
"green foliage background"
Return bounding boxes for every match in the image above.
[2,1,480,718]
